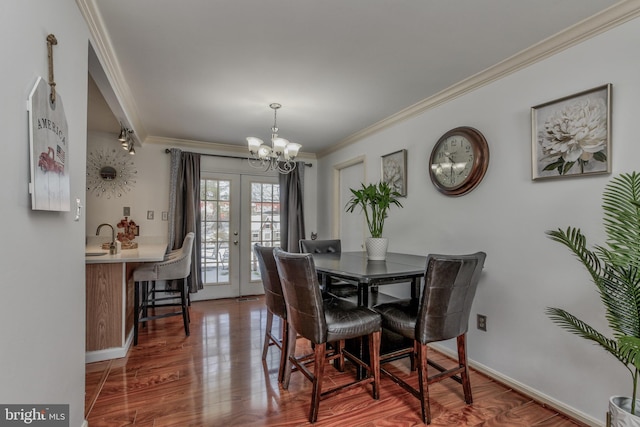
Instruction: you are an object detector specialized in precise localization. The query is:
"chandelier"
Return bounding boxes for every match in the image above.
[247,103,301,174]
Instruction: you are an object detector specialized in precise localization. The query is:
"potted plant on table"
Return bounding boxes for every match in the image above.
[545,172,640,426]
[345,181,403,260]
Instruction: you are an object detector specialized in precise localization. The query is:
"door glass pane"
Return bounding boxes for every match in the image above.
[250,181,280,280]
[201,178,231,284]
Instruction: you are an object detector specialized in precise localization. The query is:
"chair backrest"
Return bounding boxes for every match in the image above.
[299,239,342,254]
[253,244,286,319]
[156,232,195,280]
[273,248,327,344]
[416,252,486,344]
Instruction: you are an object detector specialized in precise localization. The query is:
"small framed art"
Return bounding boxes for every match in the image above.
[381,149,407,196]
[531,84,611,180]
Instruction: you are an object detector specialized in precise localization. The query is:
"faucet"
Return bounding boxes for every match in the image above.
[96,223,116,254]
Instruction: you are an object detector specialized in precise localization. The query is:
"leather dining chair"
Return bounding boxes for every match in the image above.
[132,232,195,345]
[253,243,288,383]
[299,239,358,298]
[373,252,486,424]
[273,248,382,423]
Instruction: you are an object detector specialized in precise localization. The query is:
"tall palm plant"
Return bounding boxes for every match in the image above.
[546,172,640,415]
[345,181,403,238]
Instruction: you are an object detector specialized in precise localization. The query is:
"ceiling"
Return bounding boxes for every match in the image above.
[84,0,626,157]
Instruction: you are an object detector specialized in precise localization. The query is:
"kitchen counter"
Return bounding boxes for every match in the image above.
[85,242,167,264]
[85,237,168,362]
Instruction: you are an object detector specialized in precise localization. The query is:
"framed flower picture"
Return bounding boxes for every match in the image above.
[531,84,611,180]
[381,149,407,196]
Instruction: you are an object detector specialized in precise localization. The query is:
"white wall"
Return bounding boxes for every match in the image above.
[0,1,88,426]
[86,132,172,237]
[86,135,319,245]
[317,16,640,425]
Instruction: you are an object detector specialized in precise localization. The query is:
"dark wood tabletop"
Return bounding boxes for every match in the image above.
[312,251,426,306]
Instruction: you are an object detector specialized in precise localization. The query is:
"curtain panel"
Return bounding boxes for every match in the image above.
[168,149,203,292]
[279,161,306,252]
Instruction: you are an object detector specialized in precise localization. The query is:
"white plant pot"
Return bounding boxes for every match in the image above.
[365,237,388,261]
[610,396,640,427]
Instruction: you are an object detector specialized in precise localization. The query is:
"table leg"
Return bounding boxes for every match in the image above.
[358,283,368,307]
[411,277,420,299]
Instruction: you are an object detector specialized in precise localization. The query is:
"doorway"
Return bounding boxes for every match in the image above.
[193,172,279,300]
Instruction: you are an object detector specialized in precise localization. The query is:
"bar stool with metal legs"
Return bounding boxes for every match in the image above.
[132,232,195,345]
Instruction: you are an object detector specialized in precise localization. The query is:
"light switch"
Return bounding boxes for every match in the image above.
[123,206,130,216]
[147,210,154,220]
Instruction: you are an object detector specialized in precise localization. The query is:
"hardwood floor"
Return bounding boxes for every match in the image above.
[85,296,586,426]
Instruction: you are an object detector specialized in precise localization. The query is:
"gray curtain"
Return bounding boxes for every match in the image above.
[168,149,202,292]
[279,161,305,252]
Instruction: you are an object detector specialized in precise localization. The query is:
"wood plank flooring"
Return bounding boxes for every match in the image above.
[85,296,586,426]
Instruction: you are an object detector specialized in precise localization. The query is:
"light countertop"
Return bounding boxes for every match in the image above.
[85,236,167,264]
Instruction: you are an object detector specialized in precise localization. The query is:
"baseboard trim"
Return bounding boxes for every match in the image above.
[430,343,601,427]
[85,332,132,363]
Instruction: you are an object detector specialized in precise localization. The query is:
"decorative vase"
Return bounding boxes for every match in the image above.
[610,396,640,427]
[366,237,388,261]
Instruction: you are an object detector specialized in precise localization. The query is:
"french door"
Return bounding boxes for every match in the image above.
[193,172,280,300]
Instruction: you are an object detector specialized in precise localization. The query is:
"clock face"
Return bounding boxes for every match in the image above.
[429,127,489,196]
[431,135,475,188]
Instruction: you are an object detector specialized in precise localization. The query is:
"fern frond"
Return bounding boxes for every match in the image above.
[546,307,627,365]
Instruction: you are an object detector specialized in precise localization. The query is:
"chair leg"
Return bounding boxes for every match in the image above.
[278,317,288,383]
[410,340,418,371]
[282,324,298,389]
[369,330,381,400]
[133,280,140,345]
[457,334,472,404]
[262,311,274,360]
[309,343,326,423]
[334,340,345,372]
[417,342,431,424]
[181,278,190,337]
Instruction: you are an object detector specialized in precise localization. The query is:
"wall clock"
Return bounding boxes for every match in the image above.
[428,126,489,196]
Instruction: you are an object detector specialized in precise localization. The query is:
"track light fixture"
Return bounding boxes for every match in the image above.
[117,123,135,155]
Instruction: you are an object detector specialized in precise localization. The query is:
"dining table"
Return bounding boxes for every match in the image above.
[311,251,427,307]
[311,251,427,378]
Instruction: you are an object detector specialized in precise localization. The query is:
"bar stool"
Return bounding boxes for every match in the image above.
[132,232,194,345]
[273,248,381,423]
[253,243,289,383]
[373,252,486,424]
[299,239,358,298]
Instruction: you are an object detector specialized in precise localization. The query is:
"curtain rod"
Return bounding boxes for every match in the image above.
[164,148,312,167]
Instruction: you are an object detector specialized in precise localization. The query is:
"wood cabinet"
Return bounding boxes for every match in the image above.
[85,262,142,362]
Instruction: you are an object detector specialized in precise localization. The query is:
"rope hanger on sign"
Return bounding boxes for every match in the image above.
[46,34,57,104]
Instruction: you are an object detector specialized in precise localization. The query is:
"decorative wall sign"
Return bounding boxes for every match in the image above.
[531,84,611,180]
[28,76,70,211]
[86,147,137,198]
[381,149,407,197]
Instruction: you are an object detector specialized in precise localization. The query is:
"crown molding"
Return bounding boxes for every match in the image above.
[76,0,148,141]
[318,0,640,158]
[78,0,640,159]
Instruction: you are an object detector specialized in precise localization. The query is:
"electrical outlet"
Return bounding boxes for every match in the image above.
[123,206,130,216]
[477,314,487,331]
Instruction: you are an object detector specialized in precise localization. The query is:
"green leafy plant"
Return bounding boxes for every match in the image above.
[345,181,403,238]
[546,172,640,415]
